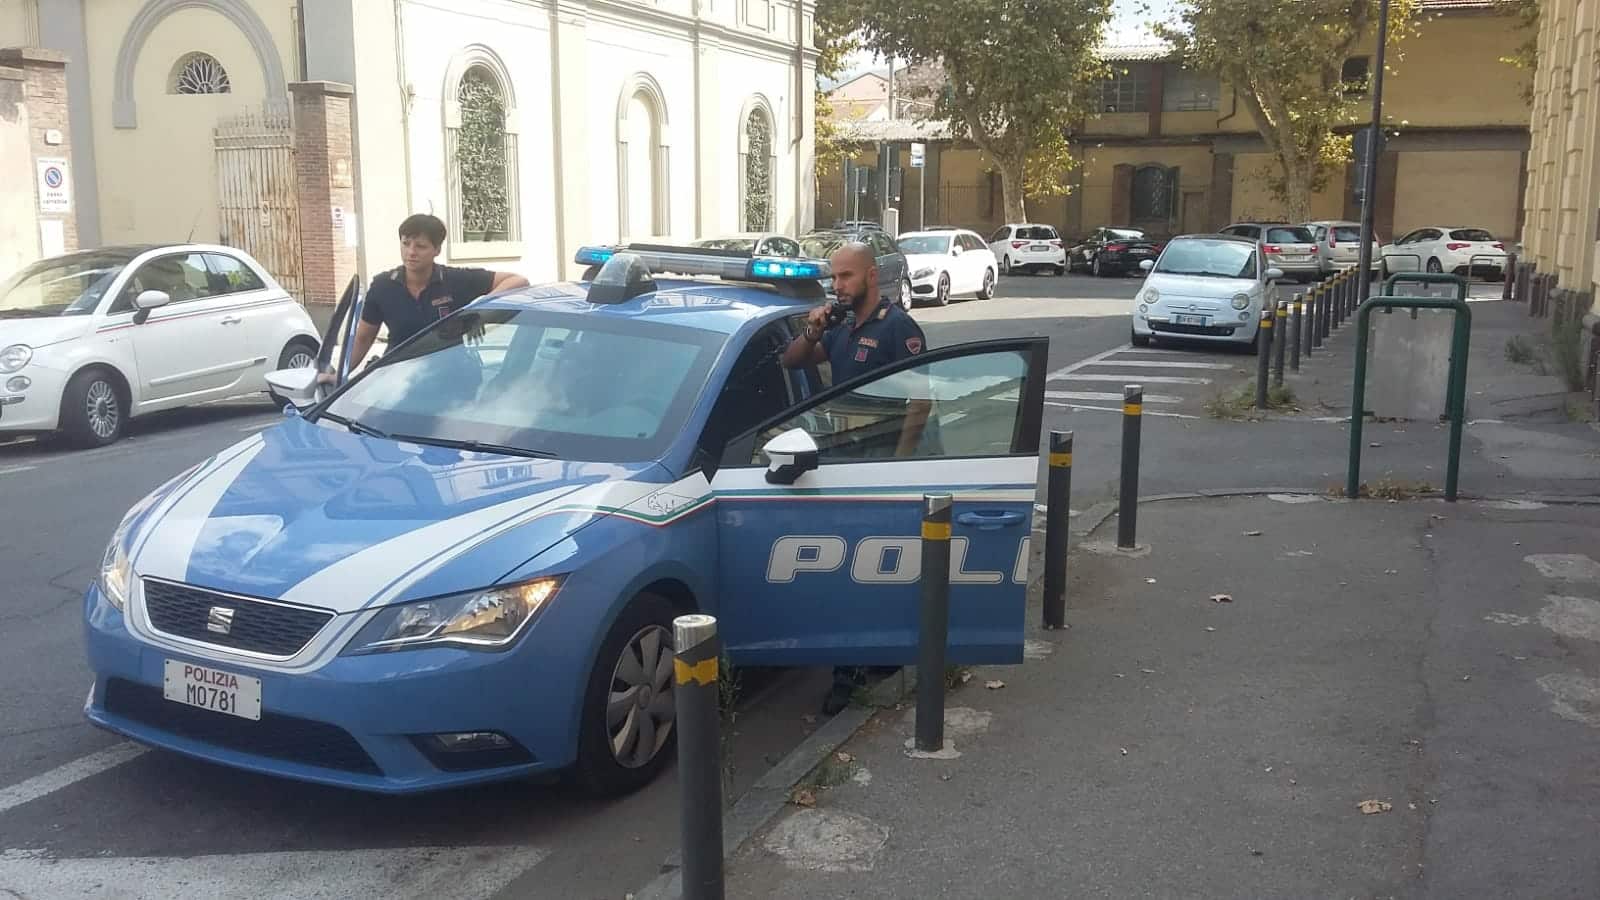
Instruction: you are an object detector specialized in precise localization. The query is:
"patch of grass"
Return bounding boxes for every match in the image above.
[1552,321,1587,392]
[1504,334,1538,366]
[1205,380,1298,420]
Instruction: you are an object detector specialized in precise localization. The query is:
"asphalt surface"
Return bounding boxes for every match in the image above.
[0,270,1158,899]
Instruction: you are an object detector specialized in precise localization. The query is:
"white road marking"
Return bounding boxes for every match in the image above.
[1056,373,1214,385]
[1048,343,1131,380]
[1046,402,1203,420]
[0,464,37,476]
[1079,359,1235,370]
[0,845,548,899]
[1047,391,1182,404]
[0,743,148,816]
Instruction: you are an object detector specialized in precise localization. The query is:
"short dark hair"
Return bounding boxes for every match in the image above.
[398,213,447,246]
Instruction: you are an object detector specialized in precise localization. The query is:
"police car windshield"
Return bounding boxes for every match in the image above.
[321,308,724,462]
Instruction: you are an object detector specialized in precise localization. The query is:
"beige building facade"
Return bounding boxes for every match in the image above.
[2,0,818,298]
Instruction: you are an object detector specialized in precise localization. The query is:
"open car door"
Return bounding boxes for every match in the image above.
[709,338,1047,667]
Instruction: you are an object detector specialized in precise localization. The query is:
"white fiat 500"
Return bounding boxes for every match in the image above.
[1131,234,1283,349]
[0,244,320,447]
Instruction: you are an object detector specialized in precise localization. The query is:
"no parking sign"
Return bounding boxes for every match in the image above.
[36,157,71,213]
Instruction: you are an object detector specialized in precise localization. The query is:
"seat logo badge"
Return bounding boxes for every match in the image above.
[206,606,236,635]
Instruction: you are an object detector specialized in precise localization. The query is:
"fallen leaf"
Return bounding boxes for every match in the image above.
[1114,673,1126,678]
[1289,779,1298,785]
[1244,530,1263,537]
[1250,849,1264,857]
[960,671,974,684]
[1370,441,1384,448]
[835,751,854,764]
[1408,803,1417,811]
[1265,766,1273,773]
[1512,655,1528,661]
[1140,668,1156,674]
[939,774,951,781]
[1204,626,1217,632]
[985,680,1006,690]
[1384,569,1399,575]
[1210,593,1233,603]
[1461,674,1471,682]
[1359,799,1393,815]
[790,788,817,807]
[1120,747,1129,756]
[1145,578,1158,584]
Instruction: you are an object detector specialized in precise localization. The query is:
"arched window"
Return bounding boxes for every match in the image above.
[1131,164,1177,223]
[170,52,231,94]
[445,53,522,245]
[617,75,670,240]
[740,103,776,232]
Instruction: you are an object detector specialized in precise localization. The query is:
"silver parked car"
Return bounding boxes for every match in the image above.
[1303,220,1382,275]
[1219,222,1320,282]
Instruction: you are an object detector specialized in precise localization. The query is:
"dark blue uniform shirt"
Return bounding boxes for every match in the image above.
[820,298,927,384]
[361,264,495,348]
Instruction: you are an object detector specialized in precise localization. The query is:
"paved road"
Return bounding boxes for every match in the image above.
[0,271,1156,899]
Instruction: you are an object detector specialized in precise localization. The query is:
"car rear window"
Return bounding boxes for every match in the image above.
[1265,227,1315,244]
[1449,229,1496,242]
[1016,226,1057,240]
[1332,226,1363,242]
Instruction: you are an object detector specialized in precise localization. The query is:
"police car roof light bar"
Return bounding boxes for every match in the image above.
[574,244,832,283]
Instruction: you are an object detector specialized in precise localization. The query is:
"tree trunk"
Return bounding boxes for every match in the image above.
[1279,157,1313,223]
[998,157,1027,223]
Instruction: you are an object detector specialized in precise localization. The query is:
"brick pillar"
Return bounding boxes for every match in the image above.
[290,80,358,308]
[1,47,76,254]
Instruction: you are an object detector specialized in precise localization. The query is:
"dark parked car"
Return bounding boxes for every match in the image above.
[1069,227,1164,277]
[799,226,912,310]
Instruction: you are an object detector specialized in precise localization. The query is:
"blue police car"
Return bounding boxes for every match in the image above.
[83,244,1048,795]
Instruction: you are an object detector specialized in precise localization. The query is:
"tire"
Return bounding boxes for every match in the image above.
[976,268,996,300]
[899,277,914,311]
[1427,258,1442,274]
[935,273,951,306]
[61,367,125,449]
[277,338,318,372]
[574,592,680,796]
[1092,255,1104,277]
[1054,265,1066,276]
[1000,256,1012,276]
[1131,329,1152,347]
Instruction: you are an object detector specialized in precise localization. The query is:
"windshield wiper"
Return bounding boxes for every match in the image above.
[319,411,390,439]
[389,434,556,459]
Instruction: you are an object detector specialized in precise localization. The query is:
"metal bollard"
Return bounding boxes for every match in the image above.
[1320,279,1333,342]
[1272,301,1288,386]
[1042,432,1073,631]
[1303,287,1316,358]
[1502,253,1517,301]
[1117,386,1143,550]
[673,614,725,900]
[1290,293,1304,372]
[915,493,953,753]
[1312,285,1325,349]
[1333,271,1346,327]
[1255,308,1273,408]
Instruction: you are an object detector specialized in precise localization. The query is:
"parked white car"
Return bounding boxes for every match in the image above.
[895,229,998,305]
[987,223,1066,276]
[1378,226,1508,281]
[1303,220,1383,275]
[0,243,320,447]
[1131,234,1284,348]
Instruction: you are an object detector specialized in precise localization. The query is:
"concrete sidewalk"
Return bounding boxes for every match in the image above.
[723,494,1600,898]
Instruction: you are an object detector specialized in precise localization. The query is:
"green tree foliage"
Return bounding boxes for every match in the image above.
[814,0,864,177]
[1499,0,1539,102]
[1154,0,1418,222]
[853,0,1114,221]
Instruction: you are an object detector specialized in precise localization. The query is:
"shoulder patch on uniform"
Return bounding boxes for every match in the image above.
[905,336,923,354]
[877,306,888,320]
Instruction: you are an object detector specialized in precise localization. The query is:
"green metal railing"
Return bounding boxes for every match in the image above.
[1347,272,1473,501]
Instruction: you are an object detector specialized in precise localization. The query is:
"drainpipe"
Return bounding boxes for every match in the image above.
[393,0,415,215]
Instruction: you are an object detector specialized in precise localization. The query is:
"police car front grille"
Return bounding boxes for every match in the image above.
[104,679,382,776]
[142,579,332,658]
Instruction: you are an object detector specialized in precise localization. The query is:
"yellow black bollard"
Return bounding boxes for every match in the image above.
[1042,431,1073,630]
[673,614,724,900]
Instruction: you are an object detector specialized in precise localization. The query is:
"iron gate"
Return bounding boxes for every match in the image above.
[214,107,303,302]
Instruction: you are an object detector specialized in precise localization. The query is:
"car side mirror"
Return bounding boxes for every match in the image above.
[134,290,170,311]
[265,367,325,414]
[1139,259,1154,272]
[1265,267,1285,281]
[952,245,963,256]
[762,427,819,485]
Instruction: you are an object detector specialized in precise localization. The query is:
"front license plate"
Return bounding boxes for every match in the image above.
[1175,314,1208,326]
[163,659,262,721]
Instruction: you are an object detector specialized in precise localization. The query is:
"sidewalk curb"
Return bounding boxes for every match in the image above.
[633,704,877,900]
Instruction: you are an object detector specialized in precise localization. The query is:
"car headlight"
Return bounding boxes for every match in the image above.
[1231,293,1251,310]
[1143,288,1160,303]
[100,539,133,610]
[342,576,564,654]
[910,267,935,280]
[0,344,31,373]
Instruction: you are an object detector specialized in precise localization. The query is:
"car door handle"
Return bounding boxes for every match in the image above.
[956,510,1026,531]
[220,315,242,325]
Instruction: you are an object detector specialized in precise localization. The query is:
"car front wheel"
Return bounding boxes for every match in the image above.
[976,268,996,300]
[899,277,913,311]
[935,273,951,306]
[61,367,125,448]
[574,592,679,796]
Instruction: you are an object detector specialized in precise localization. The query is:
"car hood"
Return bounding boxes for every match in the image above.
[0,315,94,350]
[124,415,664,613]
[903,252,953,272]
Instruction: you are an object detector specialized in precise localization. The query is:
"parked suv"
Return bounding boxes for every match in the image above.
[988,224,1066,276]
[799,226,912,309]
[1219,222,1321,282]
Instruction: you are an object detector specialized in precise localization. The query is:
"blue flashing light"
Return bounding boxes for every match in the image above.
[575,246,616,266]
[749,258,825,279]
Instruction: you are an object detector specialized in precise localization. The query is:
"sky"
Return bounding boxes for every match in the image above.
[836,0,1179,79]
